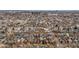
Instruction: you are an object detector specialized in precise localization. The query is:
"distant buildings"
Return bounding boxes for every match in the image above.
[0,11,79,47]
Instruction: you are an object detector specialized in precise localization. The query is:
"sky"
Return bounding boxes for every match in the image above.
[0,0,79,10]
